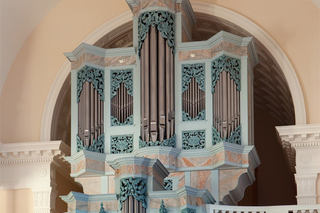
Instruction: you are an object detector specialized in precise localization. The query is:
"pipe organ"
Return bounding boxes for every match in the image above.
[63,0,259,212]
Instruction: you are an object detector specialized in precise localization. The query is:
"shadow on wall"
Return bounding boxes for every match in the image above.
[239,106,297,206]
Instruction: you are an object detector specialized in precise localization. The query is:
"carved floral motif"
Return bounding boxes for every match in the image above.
[182,130,206,150]
[77,134,104,153]
[120,177,147,210]
[111,135,133,154]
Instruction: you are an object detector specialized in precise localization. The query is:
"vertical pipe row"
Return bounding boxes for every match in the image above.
[158,31,165,142]
[166,41,172,139]
[144,31,150,142]
[150,27,158,142]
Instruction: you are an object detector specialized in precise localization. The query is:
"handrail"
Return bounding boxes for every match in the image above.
[206,204,320,213]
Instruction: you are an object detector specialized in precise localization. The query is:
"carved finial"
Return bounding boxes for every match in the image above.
[159,200,168,213]
[99,202,107,213]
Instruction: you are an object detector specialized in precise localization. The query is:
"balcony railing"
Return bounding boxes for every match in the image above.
[206,204,320,213]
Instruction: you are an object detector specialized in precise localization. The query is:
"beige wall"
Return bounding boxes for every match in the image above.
[0,189,34,213]
[0,0,319,143]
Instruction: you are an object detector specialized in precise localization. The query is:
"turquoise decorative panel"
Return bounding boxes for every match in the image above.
[181,63,205,93]
[139,135,176,148]
[212,125,241,145]
[138,11,175,57]
[120,177,147,210]
[182,130,206,150]
[211,55,241,93]
[111,135,133,154]
[77,133,104,153]
[110,69,133,126]
[164,179,173,191]
[159,200,168,213]
[181,207,196,213]
[110,69,133,98]
[77,65,104,103]
[182,110,205,121]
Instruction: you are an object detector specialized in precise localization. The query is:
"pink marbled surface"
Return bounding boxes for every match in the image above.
[109,175,115,194]
[116,164,148,177]
[190,170,211,193]
[105,163,114,172]
[150,198,181,208]
[105,55,136,67]
[86,159,104,172]
[71,159,85,174]
[219,169,246,200]
[169,172,185,189]
[88,201,118,211]
[75,177,101,195]
[179,41,248,61]
[85,53,105,67]
[177,152,224,168]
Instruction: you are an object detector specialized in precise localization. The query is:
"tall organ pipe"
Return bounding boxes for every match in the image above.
[140,27,175,143]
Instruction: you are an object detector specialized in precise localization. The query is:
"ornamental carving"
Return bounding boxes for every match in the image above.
[111,135,133,154]
[111,115,133,126]
[99,202,107,213]
[159,200,168,213]
[77,66,104,103]
[77,133,104,153]
[164,179,173,190]
[138,11,175,57]
[110,69,133,98]
[182,110,205,121]
[120,177,147,210]
[182,130,206,150]
[139,134,176,148]
[181,208,196,213]
[212,55,241,93]
[212,125,241,145]
[182,63,205,93]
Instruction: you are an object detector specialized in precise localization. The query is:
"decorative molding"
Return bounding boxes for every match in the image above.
[211,55,241,93]
[77,65,104,103]
[111,135,133,154]
[120,177,147,210]
[138,11,175,57]
[182,130,205,150]
[77,133,104,153]
[295,174,318,205]
[139,134,176,148]
[32,188,51,213]
[110,69,133,98]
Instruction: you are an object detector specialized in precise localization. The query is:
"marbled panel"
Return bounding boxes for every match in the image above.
[225,151,242,164]
[242,153,249,164]
[105,55,136,67]
[219,169,246,200]
[86,159,104,172]
[150,198,181,208]
[179,41,248,61]
[71,54,86,69]
[139,0,175,11]
[105,163,114,172]
[117,164,148,177]
[76,200,88,211]
[169,172,185,189]
[85,53,105,67]
[109,175,115,194]
[180,196,187,206]
[176,152,224,168]
[75,176,101,195]
[88,201,118,211]
[71,159,85,174]
[190,170,211,192]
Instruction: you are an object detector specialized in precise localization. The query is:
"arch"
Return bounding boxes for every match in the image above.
[40,2,306,141]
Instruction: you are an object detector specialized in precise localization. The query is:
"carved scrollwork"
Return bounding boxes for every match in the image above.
[111,115,133,126]
[164,179,173,191]
[159,200,168,213]
[76,133,105,153]
[212,55,241,93]
[110,69,133,98]
[212,125,241,145]
[77,66,104,103]
[182,63,205,93]
[182,110,205,121]
[138,11,175,57]
[139,134,176,148]
[120,177,147,210]
[181,207,196,213]
[99,202,107,213]
[111,135,133,154]
[182,130,206,150]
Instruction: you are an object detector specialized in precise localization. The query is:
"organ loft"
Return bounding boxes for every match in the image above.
[61,0,260,212]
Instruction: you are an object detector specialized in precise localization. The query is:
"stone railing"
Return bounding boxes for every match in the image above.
[206,204,320,213]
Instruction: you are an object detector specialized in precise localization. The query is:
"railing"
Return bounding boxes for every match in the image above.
[206,204,320,213]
